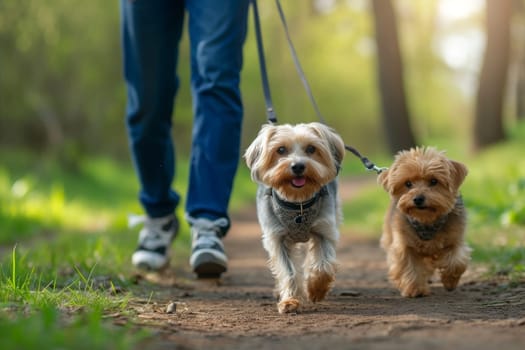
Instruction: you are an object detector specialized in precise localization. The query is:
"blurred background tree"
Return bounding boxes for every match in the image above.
[474,0,511,151]
[0,0,522,163]
[515,0,525,122]
[0,0,124,163]
[371,0,417,153]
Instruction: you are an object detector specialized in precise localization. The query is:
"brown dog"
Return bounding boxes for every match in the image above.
[378,147,471,297]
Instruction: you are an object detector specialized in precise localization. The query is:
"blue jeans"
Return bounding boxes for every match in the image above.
[121,0,250,227]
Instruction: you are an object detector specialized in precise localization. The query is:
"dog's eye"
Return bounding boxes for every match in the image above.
[276,146,287,155]
[305,145,316,154]
[429,178,438,186]
[405,181,413,188]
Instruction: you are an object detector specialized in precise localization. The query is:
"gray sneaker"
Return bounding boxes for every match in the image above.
[130,214,179,271]
[187,216,228,278]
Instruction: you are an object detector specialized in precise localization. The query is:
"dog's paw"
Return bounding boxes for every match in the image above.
[441,274,461,291]
[307,271,334,302]
[440,264,467,291]
[278,298,301,314]
[400,285,430,298]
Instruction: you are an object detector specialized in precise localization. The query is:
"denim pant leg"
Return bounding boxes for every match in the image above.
[121,0,184,218]
[184,0,250,224]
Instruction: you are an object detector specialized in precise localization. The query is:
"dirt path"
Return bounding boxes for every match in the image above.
[130,179,525,350]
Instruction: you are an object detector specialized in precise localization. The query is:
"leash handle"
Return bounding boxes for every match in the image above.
[252,0,277,124]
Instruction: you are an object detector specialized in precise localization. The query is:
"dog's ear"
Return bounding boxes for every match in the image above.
[244,138,260,170]
[244,123,276,182]
[328,130,346,168]
[449,160,468,191]
[377,168,391,193]
[310,122,346,168]
[244,136,262,181]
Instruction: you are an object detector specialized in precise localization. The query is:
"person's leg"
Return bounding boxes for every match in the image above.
[185,0,250,226]
[185,0,250,277]
[121,0,185,270]
[122,0,184,218]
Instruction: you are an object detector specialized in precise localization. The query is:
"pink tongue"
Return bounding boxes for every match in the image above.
[292,177,306,187]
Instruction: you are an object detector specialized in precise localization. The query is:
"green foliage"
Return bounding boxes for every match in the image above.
[463,122,525,230]
[468,176,525,227]
[0,1,482,160]
[0,0,125,158]
[471,245,525,282]
[500,178,525,226]
[0,150,138,244]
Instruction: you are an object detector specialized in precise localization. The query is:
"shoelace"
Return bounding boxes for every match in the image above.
[128,214,173,243]
[187,217,228,248]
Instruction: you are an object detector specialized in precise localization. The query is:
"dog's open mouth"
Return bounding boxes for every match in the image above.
[291,176,306,188]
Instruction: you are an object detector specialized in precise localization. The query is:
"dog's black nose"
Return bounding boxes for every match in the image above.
[413,195,425,207]
[291,162,305,175]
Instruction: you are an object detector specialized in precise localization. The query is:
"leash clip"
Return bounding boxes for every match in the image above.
[361,157,388,175]
[368,165,388,175]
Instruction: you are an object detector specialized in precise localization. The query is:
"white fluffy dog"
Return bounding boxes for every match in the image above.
[244,122,345,313]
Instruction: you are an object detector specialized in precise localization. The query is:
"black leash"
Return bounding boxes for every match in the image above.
[252,0,277,124]
[251,0,387,174]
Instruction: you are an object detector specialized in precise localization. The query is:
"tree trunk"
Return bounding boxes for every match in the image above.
[517,60,525,120]
[371,0,417,154]
[474,0,512,150]
[514,0,525,121]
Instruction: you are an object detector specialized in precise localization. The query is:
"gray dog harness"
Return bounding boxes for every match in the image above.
[267,187,328,243]
[406,196,464,241]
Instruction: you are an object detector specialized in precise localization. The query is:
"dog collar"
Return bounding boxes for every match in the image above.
[269,186,328,215]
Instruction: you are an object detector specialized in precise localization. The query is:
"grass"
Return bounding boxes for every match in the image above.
[0,151,164,349]
[1,123,525,348]
[0,245,145,350]
[0,306,145,350]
